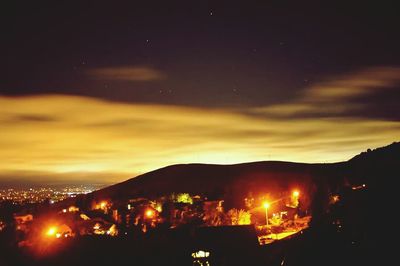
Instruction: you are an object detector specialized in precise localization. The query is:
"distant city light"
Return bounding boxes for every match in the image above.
[0,186,97,204]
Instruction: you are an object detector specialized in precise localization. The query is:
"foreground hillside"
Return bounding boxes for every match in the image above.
[90,161,324,206]
[88,141,398,204]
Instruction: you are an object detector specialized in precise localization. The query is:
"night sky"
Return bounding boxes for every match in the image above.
[1,1,399,185]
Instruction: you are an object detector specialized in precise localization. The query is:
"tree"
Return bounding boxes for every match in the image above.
[175,193,193,204]
[203,201,225,226]
[227,209,251,225]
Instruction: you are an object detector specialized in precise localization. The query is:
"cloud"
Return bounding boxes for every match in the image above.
[0,93,399,184]
[87,66,166,81]
[10,114,57,123]
[253,67,400,119]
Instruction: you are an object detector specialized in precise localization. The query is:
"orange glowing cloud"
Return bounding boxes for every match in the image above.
[0,67,399,184]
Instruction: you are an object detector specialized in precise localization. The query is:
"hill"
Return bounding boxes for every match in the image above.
[74,141,398,208]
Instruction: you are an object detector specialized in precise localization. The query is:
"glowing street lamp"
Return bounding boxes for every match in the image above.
[291,190,300,208]
[46,226,57,237]
[145,209,154,219]
[263,202,270,228]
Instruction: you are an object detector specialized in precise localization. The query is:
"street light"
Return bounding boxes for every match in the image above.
[292,190,300,208]
[100,201,107,209]
[263,202,270,228]
[145,209,154,219]
[46,226,57,236]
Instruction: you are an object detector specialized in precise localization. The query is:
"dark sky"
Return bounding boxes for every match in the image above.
[2,1,399,107]
[1,1,399,185]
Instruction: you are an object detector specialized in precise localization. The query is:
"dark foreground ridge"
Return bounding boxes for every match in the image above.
[89,141,399,202]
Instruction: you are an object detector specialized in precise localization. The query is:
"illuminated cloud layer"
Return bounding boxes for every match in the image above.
[0,67,399,184]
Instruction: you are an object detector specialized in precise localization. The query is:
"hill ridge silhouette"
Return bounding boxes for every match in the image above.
[84,141,398,203]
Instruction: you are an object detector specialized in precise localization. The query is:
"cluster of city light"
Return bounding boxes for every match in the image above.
[12,189,307,251]
[0,186,94,204]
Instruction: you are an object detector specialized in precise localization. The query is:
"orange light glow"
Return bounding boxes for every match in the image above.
[68,206,79,212]
[263,202,270,209]
[100,201,107,208]
[1,94,399,185]
[46,226,57,236]
[332,195,340,203]
[145,209,154,218]
[292,190,300,197]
